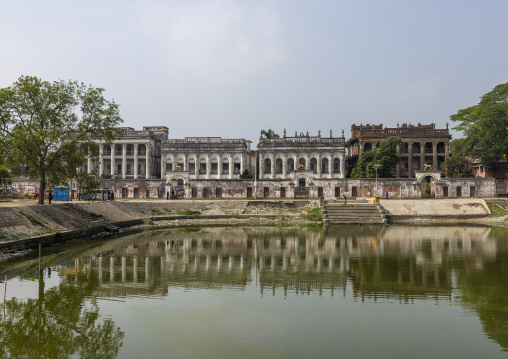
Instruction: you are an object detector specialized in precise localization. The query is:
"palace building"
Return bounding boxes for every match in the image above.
[84,126,168,179]
[346,123,451,178]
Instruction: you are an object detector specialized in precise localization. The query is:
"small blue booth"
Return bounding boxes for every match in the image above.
[53,186,70,201]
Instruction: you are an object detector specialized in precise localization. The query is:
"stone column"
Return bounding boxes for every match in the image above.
[271,154,275,179]
[111,145,116,178]
[206,153,210,179]
[159,152,165,181]
[228,153,233,179]
[420,142,426,171]
[407,142,413,178]
[317,153,321,178]
[146,144,151,179]
[340,152,346,178]
[134,144,139,179]
[216,152,221,180]
[328,153,332,178]
[396,145,400,178]
[87,152,92,175]
[240,153,244,174]
[259,153,264,178]
[99,144,104,177]
[183,153,187,172]
[195,153,199,177]
[122,144,127,179]
[305,154,309,170]
[432,142,438,170]
[282,153,287,178]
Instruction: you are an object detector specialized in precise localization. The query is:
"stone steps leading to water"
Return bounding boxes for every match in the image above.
[322,204,386,225]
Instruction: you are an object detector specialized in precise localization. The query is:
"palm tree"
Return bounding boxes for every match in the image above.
[260,129,280,139]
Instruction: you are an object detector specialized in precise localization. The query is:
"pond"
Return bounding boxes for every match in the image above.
[0,224,507,358]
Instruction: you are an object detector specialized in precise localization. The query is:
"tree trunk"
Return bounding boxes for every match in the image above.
[38,175,45,205]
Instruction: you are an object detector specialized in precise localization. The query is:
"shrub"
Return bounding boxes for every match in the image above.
[177,209,201,216]
[301,207,322,221]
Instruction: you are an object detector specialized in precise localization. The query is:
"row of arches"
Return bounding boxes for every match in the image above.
[264,158,341,174]
[166,158,242,174]
[103,144,148,156]
[364,142,447,154]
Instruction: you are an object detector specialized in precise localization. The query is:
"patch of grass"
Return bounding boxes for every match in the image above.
[486,202,508,218]
[19,210,52,230]
[241,209,247,214]
[177,209,202,216]
[163,208,172,214]
[301,207,323,222]
[150,208,164,215]
[177,228,201,233]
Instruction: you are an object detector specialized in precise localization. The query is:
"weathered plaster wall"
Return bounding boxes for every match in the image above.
[98,177,496,199]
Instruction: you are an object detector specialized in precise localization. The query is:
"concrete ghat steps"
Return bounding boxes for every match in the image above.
[62,204,120,232]
[322,204,386,225]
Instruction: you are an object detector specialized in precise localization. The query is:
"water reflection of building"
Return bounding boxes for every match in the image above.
[57,226,496,300]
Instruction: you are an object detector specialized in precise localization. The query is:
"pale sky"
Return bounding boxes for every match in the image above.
[1,0,506,144]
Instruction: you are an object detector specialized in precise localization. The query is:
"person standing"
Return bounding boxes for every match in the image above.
[343,194,347,206]
[48,191,53,204]
[167,191,169,200]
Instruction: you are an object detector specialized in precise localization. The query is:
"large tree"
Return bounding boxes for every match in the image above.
[440,138,473,177]
[351,136,403,178]
[451,82,508,174]
[0,76,122,204]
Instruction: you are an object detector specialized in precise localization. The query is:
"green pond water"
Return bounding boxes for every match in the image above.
[0,224,508,358]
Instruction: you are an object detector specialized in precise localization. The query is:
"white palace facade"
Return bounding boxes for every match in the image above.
[82,126,495,199]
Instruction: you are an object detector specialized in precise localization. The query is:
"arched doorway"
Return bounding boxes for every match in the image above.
[421,175,435,198]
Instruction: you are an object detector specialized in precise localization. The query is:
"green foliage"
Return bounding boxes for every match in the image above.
[301,207,322,221]
[486,202,508,218]
[260,129,280,139]
[75,172,100,201]
[421,182,431,198]
[440,138,473,177]
[0,165,12,186]
[0,76,122,204]
[18,210,51,230]
[239,169,254,179]
[1,272,124,357]
[176,209,201,216]
[150,208,164,215]
[451,82,508,174]
[351,137,403,178]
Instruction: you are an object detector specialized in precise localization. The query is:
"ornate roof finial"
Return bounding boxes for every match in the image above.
[330,129,332,138]
[446,122,449,130]
[295,131,298,137]
[306,131,309,137]
[397,122,399,128]
[342,129,344,138]
[260,130,263,139]
[284,128,286,138]
[318,130,321,138]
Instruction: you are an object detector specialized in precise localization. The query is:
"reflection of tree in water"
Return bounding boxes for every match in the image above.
[455,252,508,352]
[0,270,124,358]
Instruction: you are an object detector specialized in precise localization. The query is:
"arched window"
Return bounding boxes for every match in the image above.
[264,158,272,173]
[364,143,372,152]
[222,158,229,174]
[321,158,329,173]
[298,158,306,169]
[310,158,317,171]
[275,158,283,173]
[287,158,295,171]
[333,158,340,173]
